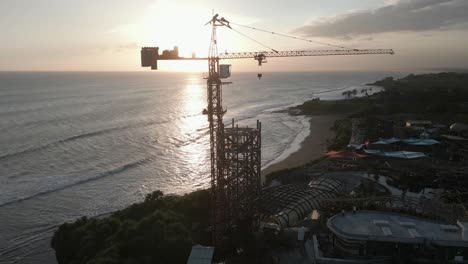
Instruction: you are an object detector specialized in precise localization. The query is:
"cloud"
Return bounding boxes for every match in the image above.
[91,43,140,54]
[107,24,138,34]
[384,0,401,5]
[293,0,468,38]
[113,43,140,53]
[359,36,374,42]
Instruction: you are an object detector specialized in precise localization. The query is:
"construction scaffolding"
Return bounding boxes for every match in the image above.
[224,120,262,224]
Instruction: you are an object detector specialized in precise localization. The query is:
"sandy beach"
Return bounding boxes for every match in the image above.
[261,114,342,178]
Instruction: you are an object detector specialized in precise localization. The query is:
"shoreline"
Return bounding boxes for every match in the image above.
[261,114,341,180]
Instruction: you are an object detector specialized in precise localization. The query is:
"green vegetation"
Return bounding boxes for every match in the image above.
[367,72,468,115]
[294,72,468,118]
[293,97,370,115]
[327,119,352,151]
[51,190,211,264]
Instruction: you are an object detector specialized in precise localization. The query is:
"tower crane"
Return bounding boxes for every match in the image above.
[141,14,394,256]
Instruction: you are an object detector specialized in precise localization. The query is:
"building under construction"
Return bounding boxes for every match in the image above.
[141,14,393,256]
[224,120,262,225]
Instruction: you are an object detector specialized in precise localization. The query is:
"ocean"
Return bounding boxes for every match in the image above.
[0,71,400,263]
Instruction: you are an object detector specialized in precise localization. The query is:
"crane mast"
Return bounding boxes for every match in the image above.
[206,15,228,251]
[140,14,394,257]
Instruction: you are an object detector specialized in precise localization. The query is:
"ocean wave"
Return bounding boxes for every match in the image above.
[0,225,57,257]
[311,85,349,95]
[1,206,121,255]
[0,97,103,118]
[261,115,311,171]
[0,235,51,260]
[259,103,303,114]
[0,120,170,161]
[0,157,154,209]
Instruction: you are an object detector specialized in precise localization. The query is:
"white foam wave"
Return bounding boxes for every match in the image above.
[261,114,311,171]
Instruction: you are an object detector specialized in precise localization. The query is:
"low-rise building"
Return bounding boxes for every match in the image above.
[405,120,433,130]
[327,210,468,263]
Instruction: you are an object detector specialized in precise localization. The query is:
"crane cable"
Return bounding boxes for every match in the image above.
[228,27,279,53]
[230,22,354,50]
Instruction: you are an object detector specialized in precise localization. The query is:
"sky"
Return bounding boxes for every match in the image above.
[0,0,467,72]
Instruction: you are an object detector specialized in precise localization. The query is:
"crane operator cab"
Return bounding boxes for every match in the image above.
[219,64,231,78]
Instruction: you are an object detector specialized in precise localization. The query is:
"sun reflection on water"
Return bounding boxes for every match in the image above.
[178,77,211,190]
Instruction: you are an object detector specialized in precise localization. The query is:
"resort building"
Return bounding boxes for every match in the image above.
[326,210,468,263]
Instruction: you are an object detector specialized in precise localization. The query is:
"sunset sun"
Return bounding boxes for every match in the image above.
[138,2,212,71]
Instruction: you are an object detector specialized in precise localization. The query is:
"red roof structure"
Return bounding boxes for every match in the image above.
[326,150,367,159]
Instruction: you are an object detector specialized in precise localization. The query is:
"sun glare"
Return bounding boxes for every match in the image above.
[135,2,249,72]
[137,2,212,71]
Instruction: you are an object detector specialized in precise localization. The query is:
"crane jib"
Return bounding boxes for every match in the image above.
[219,49,395,59]
[141,47,394,70]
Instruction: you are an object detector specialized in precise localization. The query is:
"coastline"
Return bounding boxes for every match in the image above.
[261,114,341,180]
